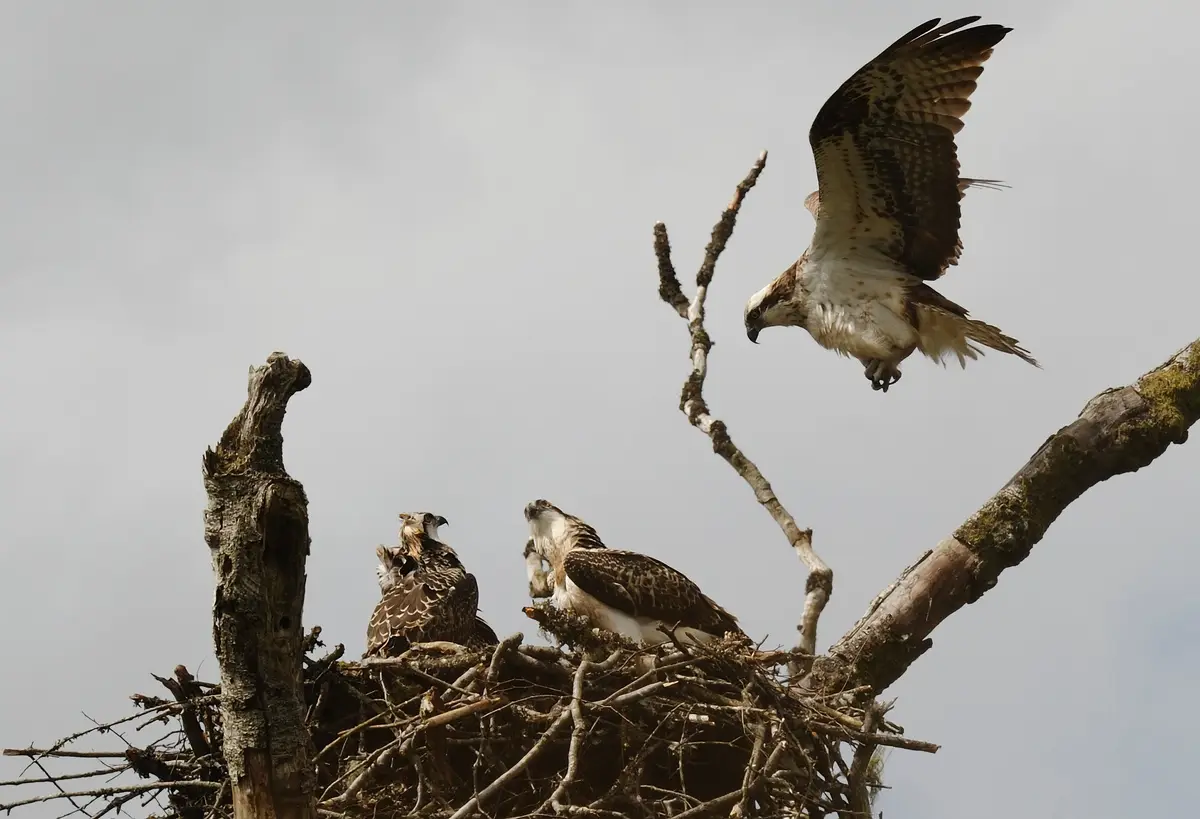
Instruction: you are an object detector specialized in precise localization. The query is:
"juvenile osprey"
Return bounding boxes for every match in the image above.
[524,499,743,646]
[742,17,1038,392]
[374,512,446,592]
[364,512,498,658]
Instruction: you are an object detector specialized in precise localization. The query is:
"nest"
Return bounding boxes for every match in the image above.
[2,608,935,818]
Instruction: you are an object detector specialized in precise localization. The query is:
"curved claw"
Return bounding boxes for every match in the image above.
[863,359,902,393]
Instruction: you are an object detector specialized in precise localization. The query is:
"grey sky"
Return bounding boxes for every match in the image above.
[1,1,1196,816]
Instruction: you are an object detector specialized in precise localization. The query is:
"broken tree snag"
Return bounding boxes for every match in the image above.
[202,352,316,819]
[653,152,834,662]
[809,338,1200,696]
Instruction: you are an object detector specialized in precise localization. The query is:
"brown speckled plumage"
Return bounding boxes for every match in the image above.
[744,17,1038,390]
[364,529,498,658]
[524,499,743,643]
[808,16,1010,280]
[562,547,741,638]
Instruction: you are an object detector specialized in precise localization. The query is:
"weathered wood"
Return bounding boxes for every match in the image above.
[653,151,834,664]
[203,352,315,819]
[808,339,1200,696]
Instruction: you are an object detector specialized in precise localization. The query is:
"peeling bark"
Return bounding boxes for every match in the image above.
[203,353,315,819]
[808,339,1200,695]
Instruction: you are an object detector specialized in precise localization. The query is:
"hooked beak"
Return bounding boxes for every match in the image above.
[435,515,448,527]
[746,325,760,344]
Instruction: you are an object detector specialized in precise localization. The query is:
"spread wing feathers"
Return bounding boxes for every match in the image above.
[908,284,1039,367]
[364,570,480,657]
[808,16,1011,280]
[803,176,1005,220]
[562,549,741,638]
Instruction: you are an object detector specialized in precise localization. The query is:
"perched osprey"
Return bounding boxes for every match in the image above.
[374,512,445,592]
[524,499,743,646]
[364,512,498,658]
[742,17,1038,392]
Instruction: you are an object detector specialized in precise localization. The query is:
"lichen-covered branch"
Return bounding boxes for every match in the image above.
[202,352,316,819]
[808,338,1200,696]
[654,151,833,658]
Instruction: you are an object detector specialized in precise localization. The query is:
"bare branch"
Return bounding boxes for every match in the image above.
[810,338,1200,695]
[3,749,184,761]
[537,659,593,814]
[845,701,890,818]
[446,705,573,819]
[0,782,220,813]
[202,352,316,819]
[654,152,833,658]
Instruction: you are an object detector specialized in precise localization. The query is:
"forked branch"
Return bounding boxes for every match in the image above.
[653,151,833,658]
[809,338,1200,695]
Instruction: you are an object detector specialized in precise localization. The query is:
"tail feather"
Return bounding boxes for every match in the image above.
[914,303,1039,368]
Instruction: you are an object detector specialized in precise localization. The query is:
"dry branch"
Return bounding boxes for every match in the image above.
[654,151,833,659]
[202,352,316,819]
[809,338,1200,696]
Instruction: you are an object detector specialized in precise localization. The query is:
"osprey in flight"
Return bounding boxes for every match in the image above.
[524,499,743,646]
[364,512,498,658]
[742,17,1038,392]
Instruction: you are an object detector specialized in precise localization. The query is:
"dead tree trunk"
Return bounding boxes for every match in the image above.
[202,353,316,819]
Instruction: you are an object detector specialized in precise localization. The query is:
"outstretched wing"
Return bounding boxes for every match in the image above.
[364,571,479,657]
[562,549,740,637]
[808,17,1011,280]
[803,177,1006,222]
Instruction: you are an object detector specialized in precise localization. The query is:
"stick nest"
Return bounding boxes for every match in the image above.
[3,609,932,818]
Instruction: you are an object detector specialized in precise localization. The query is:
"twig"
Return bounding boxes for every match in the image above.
[423,696,506,729]
[653,151,833,660]
[485,633,524,691]
[731,721,767,818]
[0,768,130,788]
[319,740,399,803]
[537,659,593,814]
[812,724,937,753]
[845,701,889,818]
[447,704,572,819]
[3,750,185,761]
[333,741,401,804]
[0,782,220,812]
[361,661,479,699]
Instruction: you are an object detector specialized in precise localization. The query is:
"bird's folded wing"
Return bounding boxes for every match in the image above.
[562,549,739,635]
[365,574,443,655]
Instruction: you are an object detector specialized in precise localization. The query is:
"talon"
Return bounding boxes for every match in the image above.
[863,358,902,393]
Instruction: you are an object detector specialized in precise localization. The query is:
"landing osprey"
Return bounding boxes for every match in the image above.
[742,17,1038,392]
[364,512,498,658]
[524,499,743,646]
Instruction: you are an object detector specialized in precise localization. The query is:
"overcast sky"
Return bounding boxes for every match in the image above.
[1,1,1196,817]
